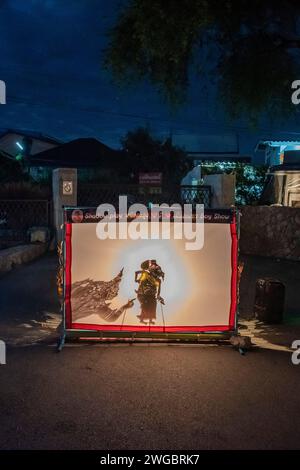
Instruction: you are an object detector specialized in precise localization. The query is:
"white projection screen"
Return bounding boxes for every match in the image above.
[64,208,238,335]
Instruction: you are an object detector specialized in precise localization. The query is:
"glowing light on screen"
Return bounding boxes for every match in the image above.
[112,238,191,317]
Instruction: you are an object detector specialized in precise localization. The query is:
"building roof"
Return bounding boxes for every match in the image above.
[29,137,120,168]
[0,128,63,146]
[0,148,15,160]
[256,140,300,151]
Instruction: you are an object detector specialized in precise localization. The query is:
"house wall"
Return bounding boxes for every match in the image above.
[265,145,281,166]
[29,166,52,181]
[28,166,114,183]
[203,174,236,208]
[239,206,300,261]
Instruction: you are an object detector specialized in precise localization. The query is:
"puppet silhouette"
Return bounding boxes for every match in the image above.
[135,260,165,325]
[72,269,134,322]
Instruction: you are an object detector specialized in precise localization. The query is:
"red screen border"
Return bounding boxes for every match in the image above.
[64,216,238,334]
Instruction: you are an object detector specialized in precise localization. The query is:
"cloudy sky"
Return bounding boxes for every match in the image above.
[1,0,300,161]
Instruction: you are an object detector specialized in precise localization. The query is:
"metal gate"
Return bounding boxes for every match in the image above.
[0,199,53,248]
[77,183,211,207]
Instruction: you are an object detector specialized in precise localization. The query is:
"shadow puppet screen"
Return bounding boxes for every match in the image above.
[67,221,234,331]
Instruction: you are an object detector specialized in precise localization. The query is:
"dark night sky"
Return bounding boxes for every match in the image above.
[1,0,300,162]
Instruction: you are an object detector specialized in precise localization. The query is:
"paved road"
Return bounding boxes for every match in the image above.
[0,253,60,345]
[1,343,300,450]
[1,254,300,450]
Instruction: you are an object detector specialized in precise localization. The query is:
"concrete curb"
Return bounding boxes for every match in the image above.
[0,243,47,273]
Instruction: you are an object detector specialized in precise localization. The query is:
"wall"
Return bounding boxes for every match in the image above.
[239,206,300,261]
[204,174,235,208]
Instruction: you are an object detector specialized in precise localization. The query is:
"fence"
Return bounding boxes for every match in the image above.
[0,199,52,248]
[77,183,211,208]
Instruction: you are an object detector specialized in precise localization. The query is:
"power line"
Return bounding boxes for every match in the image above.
[3,65,300,133]
[7,93,300,136]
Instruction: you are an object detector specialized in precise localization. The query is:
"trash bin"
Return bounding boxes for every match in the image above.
[254,278,285,324]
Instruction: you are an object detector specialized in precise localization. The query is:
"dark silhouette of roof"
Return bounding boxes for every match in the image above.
[0,128,63,145]
[29,138,121,168]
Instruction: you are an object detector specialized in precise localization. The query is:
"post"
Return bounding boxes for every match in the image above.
[0,340,6,365]
[52,168,77,241]
[0,80,6,105]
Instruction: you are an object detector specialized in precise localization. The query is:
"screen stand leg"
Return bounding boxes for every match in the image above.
[230,334,251,355]
[57,331,66,352]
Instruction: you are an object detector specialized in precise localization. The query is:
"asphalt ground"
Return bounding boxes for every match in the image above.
[1,253,300,450]
[0,343,299,450]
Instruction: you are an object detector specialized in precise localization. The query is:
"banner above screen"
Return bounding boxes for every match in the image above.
[64,207,234,224]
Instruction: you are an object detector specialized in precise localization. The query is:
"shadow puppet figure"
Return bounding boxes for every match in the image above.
[135,260,165,325]
[71,269,135,322]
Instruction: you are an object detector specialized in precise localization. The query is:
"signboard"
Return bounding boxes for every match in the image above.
[139,172,162,186]
[63,208,238,336]
[62,180,73,195]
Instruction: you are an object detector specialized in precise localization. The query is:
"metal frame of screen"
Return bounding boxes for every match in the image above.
[59,207,239,346]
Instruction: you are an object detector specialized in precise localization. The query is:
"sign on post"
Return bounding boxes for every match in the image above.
[62,181,73,196]
[139,172,162,186]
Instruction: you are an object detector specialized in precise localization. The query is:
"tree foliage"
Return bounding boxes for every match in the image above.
[120,127,192,184]
[104,0,300,121]
[202,162,267,205]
